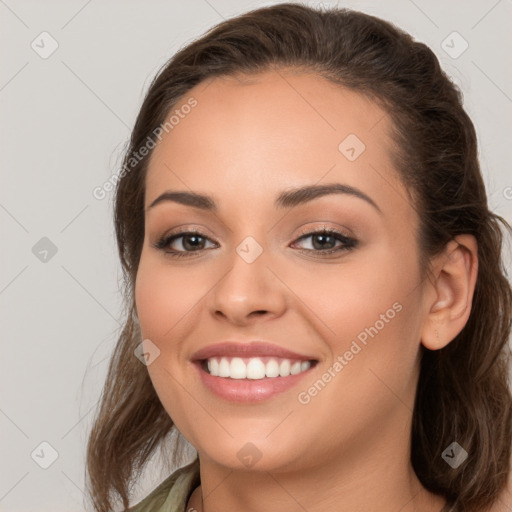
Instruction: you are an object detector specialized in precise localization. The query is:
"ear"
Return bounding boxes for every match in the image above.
[421,234,478,351]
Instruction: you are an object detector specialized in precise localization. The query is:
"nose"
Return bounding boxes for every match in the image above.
[207,241,287,326]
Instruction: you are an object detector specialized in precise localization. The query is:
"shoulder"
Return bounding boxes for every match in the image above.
[128,458,200,512]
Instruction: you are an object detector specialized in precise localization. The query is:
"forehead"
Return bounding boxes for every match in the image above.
[145,70,409,218]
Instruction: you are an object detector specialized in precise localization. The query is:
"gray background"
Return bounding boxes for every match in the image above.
[1,1,511,511]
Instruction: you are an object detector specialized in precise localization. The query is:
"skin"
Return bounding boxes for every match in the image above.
[135,70,479,512]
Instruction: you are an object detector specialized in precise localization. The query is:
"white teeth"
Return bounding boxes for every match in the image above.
[290,361,302,375]
[301,361,311,372]
[247,358,266,379]
[279,359,291,377]
[205,357,313,380]
[230,357,246,379]
[218,358,230,377]
[207,358,219,376]
[265,359,280,378]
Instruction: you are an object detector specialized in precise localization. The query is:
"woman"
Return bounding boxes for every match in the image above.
[86,3,512,511]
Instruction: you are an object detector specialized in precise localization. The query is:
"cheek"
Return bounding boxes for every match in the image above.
[134,253,200,430]
[299,248,413,338]
[302,244,423,386]
[135,252,205,340]
[351,260,422,381]
[295,279,423,443]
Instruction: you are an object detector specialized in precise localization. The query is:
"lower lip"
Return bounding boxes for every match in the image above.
[193,361,315,402]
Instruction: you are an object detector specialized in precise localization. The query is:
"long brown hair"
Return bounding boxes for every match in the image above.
[85,4,512,511]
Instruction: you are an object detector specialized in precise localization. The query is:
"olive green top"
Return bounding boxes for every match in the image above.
[128,458,200,512]
[128,458,456,512]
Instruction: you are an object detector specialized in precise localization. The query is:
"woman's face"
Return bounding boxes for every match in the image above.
[135,70,429,473]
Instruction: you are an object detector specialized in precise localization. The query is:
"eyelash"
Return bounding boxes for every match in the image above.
[153,227,358,259]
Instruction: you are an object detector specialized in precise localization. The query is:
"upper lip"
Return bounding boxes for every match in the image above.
[191,341,318,361]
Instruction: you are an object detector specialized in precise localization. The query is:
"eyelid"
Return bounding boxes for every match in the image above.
[291,225,357,252]
[157,224,215,241]
[153,227,216,252]
[294,223,353,240]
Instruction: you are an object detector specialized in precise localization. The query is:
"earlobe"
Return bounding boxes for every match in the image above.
[421,234,478,351]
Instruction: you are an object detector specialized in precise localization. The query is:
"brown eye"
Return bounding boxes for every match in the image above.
[154,230,217,257]
[179,233,207,251]
[293,229,357,255]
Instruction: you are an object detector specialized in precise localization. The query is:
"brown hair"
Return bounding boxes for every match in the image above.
[86,3,512,511]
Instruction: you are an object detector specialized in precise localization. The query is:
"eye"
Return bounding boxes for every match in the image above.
[153,230,217,258]
[292,227,357,255]
[153,226,358,259]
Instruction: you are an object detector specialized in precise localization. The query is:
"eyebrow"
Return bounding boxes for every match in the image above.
[147,183,382,214]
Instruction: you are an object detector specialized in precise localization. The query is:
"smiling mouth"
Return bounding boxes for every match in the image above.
[199,356,318,380]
